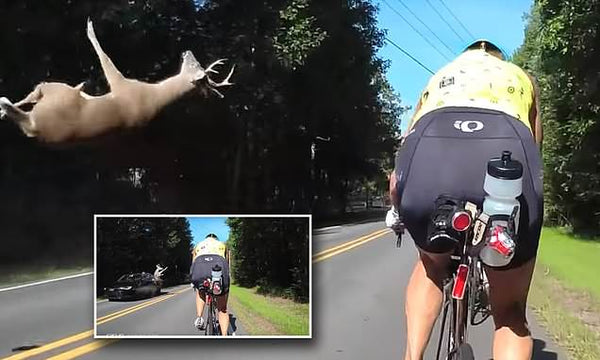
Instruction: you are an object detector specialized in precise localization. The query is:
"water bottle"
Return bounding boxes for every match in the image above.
[211,265,223,295]
[479,151,522,267]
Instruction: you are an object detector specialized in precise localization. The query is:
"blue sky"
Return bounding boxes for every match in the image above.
[187,217,230,245]
[375,0,533,132]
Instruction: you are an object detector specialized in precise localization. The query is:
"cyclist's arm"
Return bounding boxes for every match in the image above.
[405,97,423,134]
[389,170,399,208]
[390,98,424,208]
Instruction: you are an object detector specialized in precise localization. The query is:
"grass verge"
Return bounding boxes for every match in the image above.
[536,228,600,298]
[0,263,92,289]
[528,228,600,360]
[228,284,309,336]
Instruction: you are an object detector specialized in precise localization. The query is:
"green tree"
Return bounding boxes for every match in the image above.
[0,0,403,267]
[514,0,600,235]
[96,217,193,293]
[227,217,309,302]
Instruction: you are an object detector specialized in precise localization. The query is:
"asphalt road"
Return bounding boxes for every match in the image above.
[0,219,567,359]
[96,285,244,337]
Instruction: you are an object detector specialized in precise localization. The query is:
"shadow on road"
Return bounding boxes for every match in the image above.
[229,313,238,335]
[314,210,386,229]
[533,338,558,360]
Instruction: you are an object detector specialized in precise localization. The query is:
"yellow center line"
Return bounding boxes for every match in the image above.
[0,330,94,360]
[0,287,192,360]
[5,226,384,360]
[313,229,392,263]
[312,228,390,258]
[97,287,191,325]
[97,296,175,325]
[96,296,170,322]
[46,339,117,360]
[96,286,192,322]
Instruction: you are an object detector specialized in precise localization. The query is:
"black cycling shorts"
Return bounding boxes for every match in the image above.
[190,255,230,294]
[394,107,544,269]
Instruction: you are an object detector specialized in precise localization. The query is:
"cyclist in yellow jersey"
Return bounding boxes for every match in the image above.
[190,233,230,335]
[192,234,227,260]
[387,40,543,360]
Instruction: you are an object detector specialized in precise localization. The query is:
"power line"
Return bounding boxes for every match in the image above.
[382,0,451,62]
[384,37,434,75]
[424,0,465,43]
[395,0,456,56]
[436,0,475,40]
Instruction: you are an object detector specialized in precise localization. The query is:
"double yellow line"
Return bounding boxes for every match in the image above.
[312,228,391,263]
[97,287,189,325]
[2,287,191,360]
[4,229,389,359]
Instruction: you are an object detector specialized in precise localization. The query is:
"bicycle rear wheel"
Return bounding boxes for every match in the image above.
[456,343,474,360]
[436,283,455,360]
[207,301,220,335]
[437,269,471,359]
[206,298,214,335]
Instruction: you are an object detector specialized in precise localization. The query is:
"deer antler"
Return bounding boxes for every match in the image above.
[202,59,235,98]
[205,59,227,74]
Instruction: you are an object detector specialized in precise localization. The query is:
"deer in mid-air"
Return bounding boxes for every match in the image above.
[0,19,234,144]
[153,264,168,286]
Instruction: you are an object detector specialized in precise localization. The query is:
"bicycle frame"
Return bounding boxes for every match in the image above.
[205,291,220,335]
[436,239,472,359]
[197,279,221,336]
[432,208,492,360]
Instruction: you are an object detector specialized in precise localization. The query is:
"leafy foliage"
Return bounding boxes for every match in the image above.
[0,0,403,266]
[96,217,193,293]
[226,217,309,302]
[514,0,600,235]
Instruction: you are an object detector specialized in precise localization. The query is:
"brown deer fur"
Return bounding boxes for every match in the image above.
[0,19,234,144]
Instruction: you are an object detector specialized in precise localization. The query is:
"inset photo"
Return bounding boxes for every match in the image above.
[94,215,311,338]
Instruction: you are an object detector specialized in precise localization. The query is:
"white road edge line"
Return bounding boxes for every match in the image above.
[314,225,342,231]
[0,271,93,292]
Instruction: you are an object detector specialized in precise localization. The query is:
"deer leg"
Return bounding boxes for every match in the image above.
[0,97,37,136]
[14,84,43,107]
[86,18,125,90]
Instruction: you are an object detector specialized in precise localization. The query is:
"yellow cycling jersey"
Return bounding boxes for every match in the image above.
[411,49,534,132]
[192,237,227,260]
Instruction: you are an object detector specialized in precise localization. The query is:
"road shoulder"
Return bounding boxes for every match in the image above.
[228,285,309,336]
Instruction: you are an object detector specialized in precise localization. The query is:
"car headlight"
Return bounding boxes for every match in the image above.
[119,286,133,290]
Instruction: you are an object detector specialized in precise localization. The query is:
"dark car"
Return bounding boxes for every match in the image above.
[105,272,161,301]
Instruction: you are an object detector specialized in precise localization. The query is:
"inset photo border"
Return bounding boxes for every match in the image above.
[93,214,311,339]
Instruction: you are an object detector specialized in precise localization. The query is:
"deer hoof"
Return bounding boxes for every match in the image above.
[0,97,11,119]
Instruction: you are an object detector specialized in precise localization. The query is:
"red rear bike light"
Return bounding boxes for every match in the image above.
[452,211,472,232]
[203,279,210,288]
[452,264,470,300]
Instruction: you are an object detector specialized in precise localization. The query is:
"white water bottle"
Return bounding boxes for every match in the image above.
[211,266,223,295]
[480,151,522,267]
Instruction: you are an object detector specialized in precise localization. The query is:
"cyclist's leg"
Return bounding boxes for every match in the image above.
[195,289,206,318]
[404,250,450,360]
[216,292,229,335]
[484,106,542,360]
[215,257,231,335]
[486,258,535,360]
